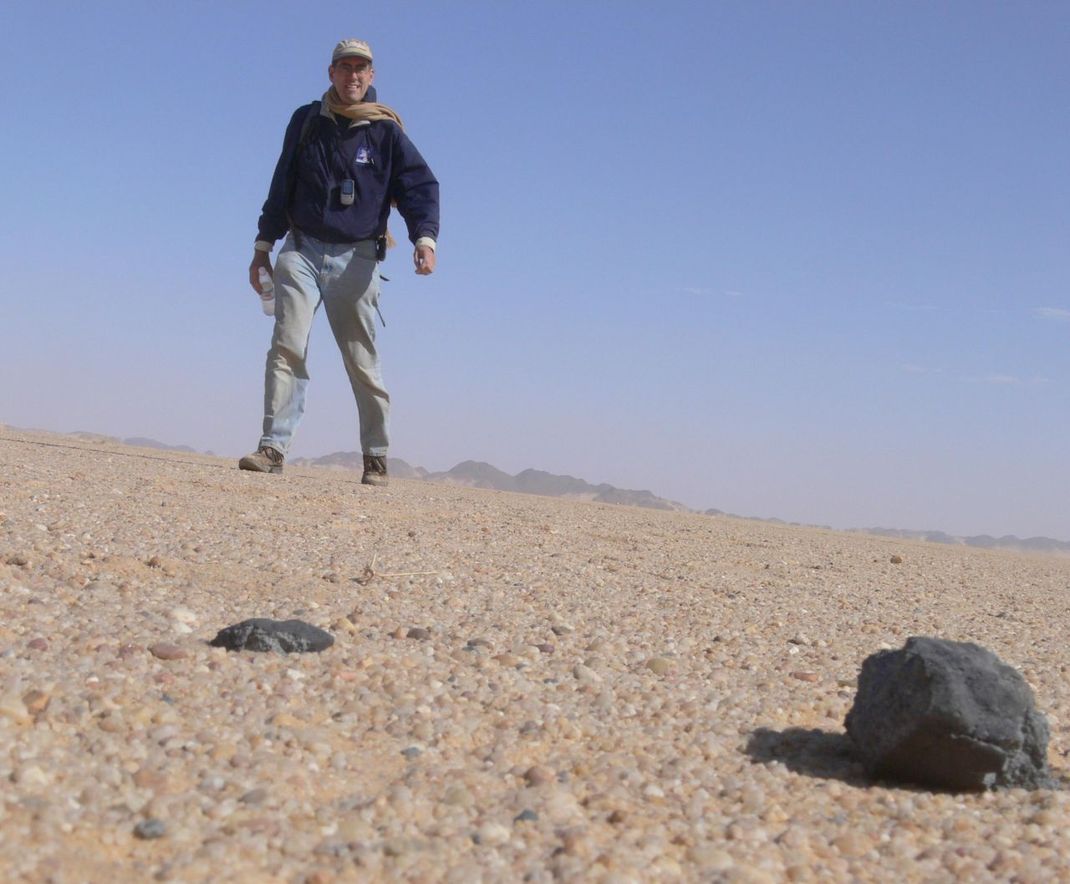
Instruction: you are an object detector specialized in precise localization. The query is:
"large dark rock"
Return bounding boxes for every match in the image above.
[210,619,334,653]
[844,636,1051,791]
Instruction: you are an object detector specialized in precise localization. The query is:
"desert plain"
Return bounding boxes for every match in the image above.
[1,426,1069,883]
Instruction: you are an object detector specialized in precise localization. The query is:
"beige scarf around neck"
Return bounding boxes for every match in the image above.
[323,88,404,129]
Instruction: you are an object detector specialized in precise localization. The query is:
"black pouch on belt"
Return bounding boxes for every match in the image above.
[376,235,387,262]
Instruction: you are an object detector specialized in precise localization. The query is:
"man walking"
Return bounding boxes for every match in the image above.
[240,38,439,486]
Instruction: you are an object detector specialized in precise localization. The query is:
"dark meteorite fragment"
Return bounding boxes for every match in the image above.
[845,636,1051,791]
[210,618,334,653]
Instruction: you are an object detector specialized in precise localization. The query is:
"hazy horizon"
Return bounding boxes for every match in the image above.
[4,2,1069,541]
[6,420,1070,545]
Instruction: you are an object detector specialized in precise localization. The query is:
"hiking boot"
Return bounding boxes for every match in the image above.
[361,454,388,486]
[238,446,284,474]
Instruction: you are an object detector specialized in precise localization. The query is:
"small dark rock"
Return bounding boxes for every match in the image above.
[406,627,431,641]
[26,638,48,651]
[514,809,539,823]
[401,746,423,759]
[890,555,903,564]
[845,636,1052,791]
[133,818,167,840]
[209,619,334,654]
[536,643,555,655]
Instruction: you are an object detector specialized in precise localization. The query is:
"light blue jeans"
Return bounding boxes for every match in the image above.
[260,231,388,456]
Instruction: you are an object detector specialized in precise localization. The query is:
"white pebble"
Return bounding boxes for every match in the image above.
[478,822,511,846]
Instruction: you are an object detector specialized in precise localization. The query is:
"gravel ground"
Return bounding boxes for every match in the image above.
[2,427,1069,883]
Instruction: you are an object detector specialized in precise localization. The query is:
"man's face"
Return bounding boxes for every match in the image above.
[329,57,375,102]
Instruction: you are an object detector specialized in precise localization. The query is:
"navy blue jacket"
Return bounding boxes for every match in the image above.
[256,99,439,246]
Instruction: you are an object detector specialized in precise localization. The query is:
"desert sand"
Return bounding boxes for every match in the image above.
[1,426,1069,882]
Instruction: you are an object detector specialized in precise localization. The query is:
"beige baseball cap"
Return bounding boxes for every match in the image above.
[332,39,373,64]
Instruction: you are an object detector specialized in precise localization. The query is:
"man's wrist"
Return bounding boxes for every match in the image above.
[415,236,436,252]
[253,240,274,253]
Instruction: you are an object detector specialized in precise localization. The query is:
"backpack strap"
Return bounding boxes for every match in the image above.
[287,101,321,237]
[297,100,321,152]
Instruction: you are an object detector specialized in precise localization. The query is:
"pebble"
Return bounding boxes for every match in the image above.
[559,829,589,856]
[477,822,511,846]
[523,765,556,787]
[443,786,473,807]
[149,642,188,660]
[169,607,198,624]
[833,831,872,858]
[133,768,167,790]
[0,694,31,724]
[687,846,735,871]
[133,818,167,840]
[572,664,602,685]
[22,690,50,715]
[646,657,674,675]
[407,627,431,640]
[26,638,48,651]
[98,713,125,733]
[14,765,51,787]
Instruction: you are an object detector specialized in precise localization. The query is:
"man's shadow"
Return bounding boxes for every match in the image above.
[745,727,869,785]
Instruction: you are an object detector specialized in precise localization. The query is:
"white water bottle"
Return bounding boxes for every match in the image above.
[257,268,275,316]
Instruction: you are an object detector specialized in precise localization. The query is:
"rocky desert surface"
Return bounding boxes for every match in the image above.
[2,426,1069,883]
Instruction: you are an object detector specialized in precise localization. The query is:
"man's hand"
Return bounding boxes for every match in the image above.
[414,244,435,276]
[249,251,272,293]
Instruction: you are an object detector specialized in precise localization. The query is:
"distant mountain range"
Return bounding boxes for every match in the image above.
[65,432,211,457]
[851,527,1070,555]
[8,426,1067,553]
[289,451,1070,553]
[290,453,689,512]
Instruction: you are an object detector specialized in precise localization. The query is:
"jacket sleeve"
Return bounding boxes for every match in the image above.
[255,105,314,244]
[388,127,440,244]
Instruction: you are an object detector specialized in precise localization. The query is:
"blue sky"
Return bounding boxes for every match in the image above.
[3,1,1069,539]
